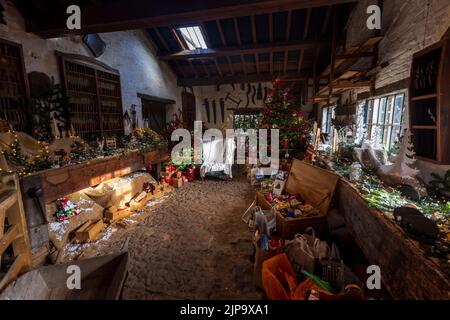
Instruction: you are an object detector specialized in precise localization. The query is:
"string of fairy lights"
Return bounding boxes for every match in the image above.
[0,128,165,177]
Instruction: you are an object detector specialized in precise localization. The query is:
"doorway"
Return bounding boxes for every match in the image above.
[138,93,175,135]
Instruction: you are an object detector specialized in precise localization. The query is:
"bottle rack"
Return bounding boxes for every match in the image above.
[60,55,124,140]
[409,28,450,164]
[0,39,29,133]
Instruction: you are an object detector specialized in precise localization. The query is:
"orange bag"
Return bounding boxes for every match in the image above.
[262,253,299,300]
[262,254,340,300]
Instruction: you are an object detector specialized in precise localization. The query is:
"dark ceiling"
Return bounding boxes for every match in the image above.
[147,4,354,86]
[12,0,358,86]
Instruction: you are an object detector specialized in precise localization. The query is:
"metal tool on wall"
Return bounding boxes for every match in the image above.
[263,87,268,102]
[224,92,242,109]
[220,98,225,123]
[245,83,251,107]
[204,99,211,123]
[212,100,217,124]
[257,83,263,100]
[251,85,256,105]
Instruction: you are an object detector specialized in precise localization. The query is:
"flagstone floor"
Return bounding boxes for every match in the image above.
[73,174,262,299]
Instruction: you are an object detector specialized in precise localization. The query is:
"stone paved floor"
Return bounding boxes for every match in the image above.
[74,176,263,300]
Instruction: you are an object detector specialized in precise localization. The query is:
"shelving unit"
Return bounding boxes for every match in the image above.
[0,39,29,133]
[409,30,450,164]
[60,53,124,140]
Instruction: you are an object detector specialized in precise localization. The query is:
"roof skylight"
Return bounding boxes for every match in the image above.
[177,26,208,50]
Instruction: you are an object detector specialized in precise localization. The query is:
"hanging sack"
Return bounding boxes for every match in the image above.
[254,206,277,236]
[284,235,315,274]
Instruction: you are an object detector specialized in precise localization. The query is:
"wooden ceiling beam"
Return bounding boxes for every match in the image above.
[25,0,357,38]
[178,71,310,86]
[216,20,227,47]
[153,27,170,52]
[336,52,375,59]
[283,51,289,73]
[214,58,223,77]
[255,54,261,74]
[297,49,305,73]
[322,6,332,35]
[303,8,312,39]
[269,13,273,42]
[159,38,330,60]
[286,10,292,41]
[188,60,199,78]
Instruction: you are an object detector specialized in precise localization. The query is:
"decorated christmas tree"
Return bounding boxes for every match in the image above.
[260,78,312,153]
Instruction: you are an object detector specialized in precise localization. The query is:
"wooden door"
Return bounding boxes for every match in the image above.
[182,91,196,130]
[141,99,166,134]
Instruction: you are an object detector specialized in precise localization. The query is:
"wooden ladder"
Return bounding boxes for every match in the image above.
[0,173,32,292]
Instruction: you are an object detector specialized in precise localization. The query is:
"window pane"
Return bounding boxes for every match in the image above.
[322,107,328,132]
[372,99,379,125]
[385,96,394,125]
[378,97,387,125]
[393,95,404,125]
[390,125,402,150]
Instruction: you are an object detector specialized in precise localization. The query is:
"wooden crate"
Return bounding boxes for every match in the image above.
[255,160,340,240]
[104,207,132,222]
[129,192,153,211]
[256,190,327,240]
[75,219,104,242]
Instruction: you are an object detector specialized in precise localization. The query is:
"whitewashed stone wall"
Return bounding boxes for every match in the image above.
[0,0,182,130]
[344,0,450,182]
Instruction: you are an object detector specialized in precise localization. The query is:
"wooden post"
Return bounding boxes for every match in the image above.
[0,173,32,292]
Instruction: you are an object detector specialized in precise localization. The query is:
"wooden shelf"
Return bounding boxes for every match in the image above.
[99,94,121,99]
[62,56,124,138]
[0,40,29,133]
[411,93,437,101]
[409,28,450,165]
[67,70,95,78]
[411,125,437,130]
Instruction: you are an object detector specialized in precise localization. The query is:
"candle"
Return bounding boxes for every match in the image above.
[52,117,59,139]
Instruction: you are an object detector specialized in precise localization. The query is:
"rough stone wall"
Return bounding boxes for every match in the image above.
[0,0,182,129]
[343,0,450,181]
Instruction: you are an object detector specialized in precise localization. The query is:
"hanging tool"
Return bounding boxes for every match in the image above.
[257,83,263,100]
[224,92,242,109]
[245,83,251,107]
[212,100,217,124]
[220,98,225,123]
[263,87,268,102]
[251,85,257,105]
[204,99,211,123]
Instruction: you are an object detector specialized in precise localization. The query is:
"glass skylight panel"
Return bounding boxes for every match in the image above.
[177,26,208,50]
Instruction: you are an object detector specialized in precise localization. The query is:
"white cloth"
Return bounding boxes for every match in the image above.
[201,137,236,178]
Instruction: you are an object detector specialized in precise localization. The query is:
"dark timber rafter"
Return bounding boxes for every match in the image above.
[21,0,357,38]
[159,39,330,60]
